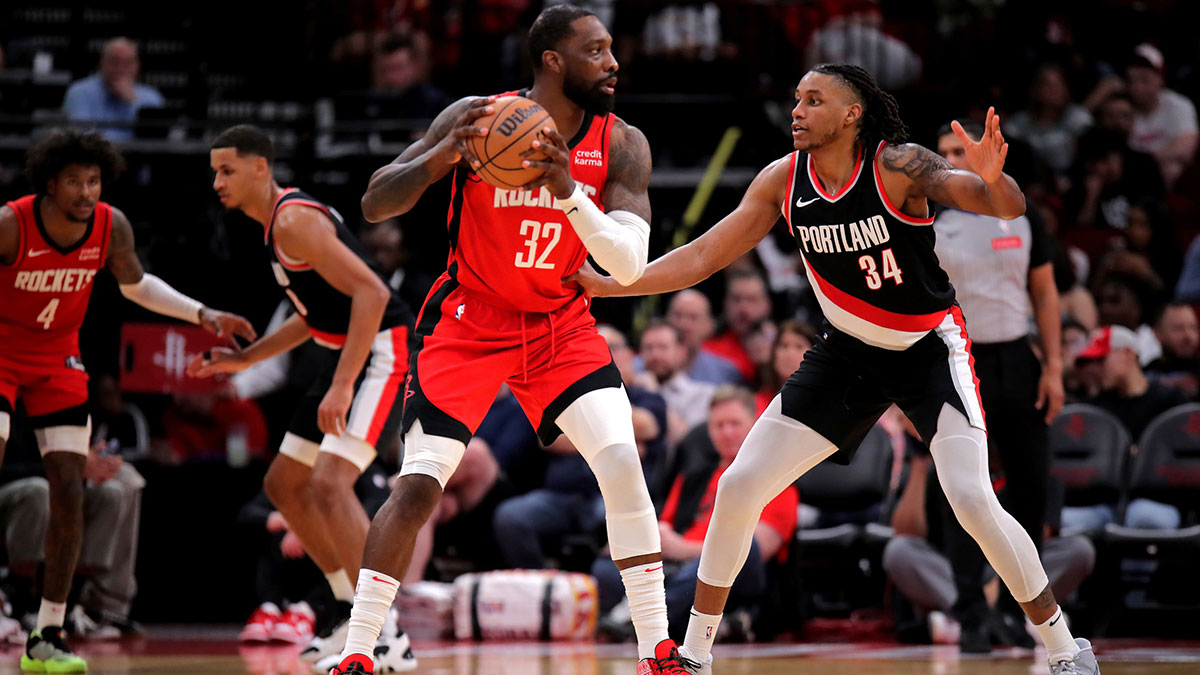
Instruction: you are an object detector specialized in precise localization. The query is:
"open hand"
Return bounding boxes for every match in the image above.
[186,346,249,378]
[1036,369,1065,424]
[952,107,1008,184]
[519,128,577,199]
[199,308,258,346]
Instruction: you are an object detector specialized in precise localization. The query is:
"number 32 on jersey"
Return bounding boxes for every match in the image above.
[859,248,903,290]
[514,219,562,270]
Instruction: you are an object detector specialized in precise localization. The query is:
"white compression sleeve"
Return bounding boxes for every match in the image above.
[119,273,204,324]
[557,185,649,286]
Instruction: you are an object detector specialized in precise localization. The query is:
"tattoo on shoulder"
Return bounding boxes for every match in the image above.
[608,120,652,190]
[880,143,953,187]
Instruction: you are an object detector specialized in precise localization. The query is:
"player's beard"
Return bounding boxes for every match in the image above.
[563,71,615,115]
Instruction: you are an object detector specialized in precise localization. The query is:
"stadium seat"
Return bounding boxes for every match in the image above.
[1048,403,1131,525]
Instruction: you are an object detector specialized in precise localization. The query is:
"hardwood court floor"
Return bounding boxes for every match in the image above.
[1,635,1197,674]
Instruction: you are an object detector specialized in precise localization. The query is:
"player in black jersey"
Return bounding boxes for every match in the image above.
[570,65,1100,675]
[187,126,418,673]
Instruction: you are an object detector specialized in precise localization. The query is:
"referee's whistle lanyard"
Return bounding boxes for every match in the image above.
[518,311,558,383]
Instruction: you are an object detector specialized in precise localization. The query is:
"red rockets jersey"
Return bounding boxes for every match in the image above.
[445,89,614,313]
[0,194,112,365]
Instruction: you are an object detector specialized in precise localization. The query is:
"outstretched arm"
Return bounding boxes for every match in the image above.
[880,108,1025,220]
[108,208,256,343]
[566,156,791,297]
[360,96,495,222]
[0,206,18,266]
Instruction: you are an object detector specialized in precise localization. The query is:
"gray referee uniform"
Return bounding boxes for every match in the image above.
[931,207,1056,630]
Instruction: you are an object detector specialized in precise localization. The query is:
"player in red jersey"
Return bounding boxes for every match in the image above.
[0,128,254,671]
[331,6,689,675]
[570,65,1100,675]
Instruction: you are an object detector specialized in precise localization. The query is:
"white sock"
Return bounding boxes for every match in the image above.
[679,607,722,664]
[619,563,670,659]
[326,568,355,602]
[1034,608,1080,664]
[36,599,67,632]
[341,569,399,661]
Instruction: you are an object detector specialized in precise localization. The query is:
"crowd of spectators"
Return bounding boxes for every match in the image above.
[3,0,1200,647]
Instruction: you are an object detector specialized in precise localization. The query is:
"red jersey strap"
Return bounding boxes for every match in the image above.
[3,196,32,268]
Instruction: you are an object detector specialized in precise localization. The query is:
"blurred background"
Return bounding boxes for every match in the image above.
[1,0,1199,651]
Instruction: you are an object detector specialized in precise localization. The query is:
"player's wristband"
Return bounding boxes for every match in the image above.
[557,185,649,286]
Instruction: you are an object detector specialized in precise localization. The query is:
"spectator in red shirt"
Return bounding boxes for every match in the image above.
[592,385,797,641]
[755,320,817,415]
[703,270,773,383]
[159,393,269,464]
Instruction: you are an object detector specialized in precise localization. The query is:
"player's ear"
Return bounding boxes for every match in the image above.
[255,156,269,177]
[845,102,862,127]
[544,50,564,75]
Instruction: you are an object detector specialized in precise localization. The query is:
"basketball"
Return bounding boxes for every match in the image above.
[467,96,557,190]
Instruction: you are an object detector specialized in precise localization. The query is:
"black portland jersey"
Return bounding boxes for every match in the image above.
[266,188,414,349]
[784,141,957,350]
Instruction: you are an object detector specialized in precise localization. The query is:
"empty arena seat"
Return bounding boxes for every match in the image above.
[1048,403,1131,508]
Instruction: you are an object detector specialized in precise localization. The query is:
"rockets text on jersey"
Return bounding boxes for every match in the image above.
[444,89,615,314]
[0,194,112,364]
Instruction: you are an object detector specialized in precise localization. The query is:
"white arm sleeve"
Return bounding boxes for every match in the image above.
[119,273,204,324]
[558,185,649,286]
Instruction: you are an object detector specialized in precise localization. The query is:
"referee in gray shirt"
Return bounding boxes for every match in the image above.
[930,121,1065,651]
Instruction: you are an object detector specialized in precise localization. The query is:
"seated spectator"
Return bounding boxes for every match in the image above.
[591,386,797,641]
[158,392,269,464]
[1006,63,1093,178]
[89,374,149,461]
[360,219,435,314]
[703,270,773,384]
[238,462,391,644]
[1060,319,1098,403]
[1062,325,1185,532]
[755,320,816,415]
[1065,128,1165,234]
[1125,43,1198,190]
[1094,92,1167,196]
[62,37,164,142]
[1145,302,1200,399]
[370,32,448,119]
[0,411,144,639]
[1094,271,1163,366]
[492,326,668,570]
[885,439,1095,647]
[664,290,743,385]
[1053,249,1099,331]
[636,320,715,444]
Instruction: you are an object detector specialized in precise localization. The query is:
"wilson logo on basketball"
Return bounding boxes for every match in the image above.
[496,104,545,137]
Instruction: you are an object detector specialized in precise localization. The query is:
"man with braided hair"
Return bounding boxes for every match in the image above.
[570,64,1101,675]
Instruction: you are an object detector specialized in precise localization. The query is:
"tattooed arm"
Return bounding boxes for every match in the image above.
[602,119,653,222]
[878,108,1025,220]
[360,96,495,222]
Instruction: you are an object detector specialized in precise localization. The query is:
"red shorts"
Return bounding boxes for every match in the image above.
[0,353,90,425]
[402,273,620,445]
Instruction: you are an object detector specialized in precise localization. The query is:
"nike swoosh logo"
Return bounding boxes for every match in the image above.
[644,565,663,573]
[372,575,397,586]
[27,249,50,257]
[795,197,820,208]
[1049,612,1061,626]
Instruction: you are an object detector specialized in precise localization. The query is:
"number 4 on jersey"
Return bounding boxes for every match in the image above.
[37,298,60,329]
[858,248,904,290]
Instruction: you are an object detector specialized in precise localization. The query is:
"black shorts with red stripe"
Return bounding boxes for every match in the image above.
[779,305,986,464]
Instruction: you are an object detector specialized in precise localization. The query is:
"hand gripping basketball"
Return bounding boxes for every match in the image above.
[432,96,496,169]
[520,128,576,199]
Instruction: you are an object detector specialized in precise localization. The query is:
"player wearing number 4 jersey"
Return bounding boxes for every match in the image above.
[570,64,1100,675]
[332,6,687,675]
[0,128,255,672]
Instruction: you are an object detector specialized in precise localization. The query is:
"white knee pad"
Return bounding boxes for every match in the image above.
[398,420,467,489]
[279,432,321,468]
[588,442,659,561]
[930,405,1047,603]
[697,396,837,588]
[36,421,92,457]
[553,386,637,451]
[0,411,8,442]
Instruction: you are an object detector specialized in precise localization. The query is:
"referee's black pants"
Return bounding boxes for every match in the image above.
[935,336,1048,624]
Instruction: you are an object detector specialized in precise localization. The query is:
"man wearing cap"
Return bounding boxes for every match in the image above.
[1063,325,1186,532]
[1125,43,1198,189]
